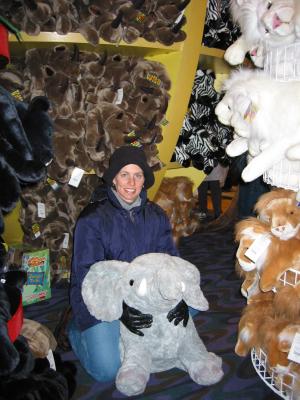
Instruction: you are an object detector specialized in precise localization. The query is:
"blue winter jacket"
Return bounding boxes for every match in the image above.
[70,186,179,331]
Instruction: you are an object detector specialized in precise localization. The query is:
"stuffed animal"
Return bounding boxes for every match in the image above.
[254,188,300,240]
[235,291,275,356]
[224,0,299,68]
[82,252,224,396]
[234,215,300,292]
[154,177,199,244]
[0,264,77,399]
[274,285,300,321]
[215,68,300,183]
[235,217,271,274]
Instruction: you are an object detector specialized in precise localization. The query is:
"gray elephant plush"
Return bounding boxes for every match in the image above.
[82,253,224,396]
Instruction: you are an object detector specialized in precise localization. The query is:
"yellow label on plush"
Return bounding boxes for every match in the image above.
[146,73,161,87]
[135,12,145,23]
[244,102,258,123]
[11,90,23,101]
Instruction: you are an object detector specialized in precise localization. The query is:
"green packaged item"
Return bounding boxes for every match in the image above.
[21,249,51,306]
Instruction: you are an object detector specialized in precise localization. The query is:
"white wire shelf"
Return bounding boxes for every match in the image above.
[251,348,297,400]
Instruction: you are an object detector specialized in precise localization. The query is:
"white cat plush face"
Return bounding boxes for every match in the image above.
[231,0,296,45]
[225,0,298,66]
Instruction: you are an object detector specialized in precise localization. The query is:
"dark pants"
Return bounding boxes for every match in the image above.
[198,180,222,217]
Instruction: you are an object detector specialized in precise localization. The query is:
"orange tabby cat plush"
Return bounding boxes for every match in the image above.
[235,291,275,356]
[254,188,300,241]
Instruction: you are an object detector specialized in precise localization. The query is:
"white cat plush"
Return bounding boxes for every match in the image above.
[215,68,300,182]
[225,0,299,69]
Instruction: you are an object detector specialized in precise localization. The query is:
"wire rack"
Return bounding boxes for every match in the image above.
[262,159,300,192]
[251,348,296,400]
[279,268,300,287]
[250,267,300,399]
[264,42,300,82]
[262,42,300,194]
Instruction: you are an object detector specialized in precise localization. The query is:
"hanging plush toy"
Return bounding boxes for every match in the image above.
[215,68,300,183]
[224,0,300,68]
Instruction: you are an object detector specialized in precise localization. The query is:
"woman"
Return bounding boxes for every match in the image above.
[68,146,189,382]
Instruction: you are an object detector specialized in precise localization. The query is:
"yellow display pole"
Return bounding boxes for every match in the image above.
[148,0,207,200]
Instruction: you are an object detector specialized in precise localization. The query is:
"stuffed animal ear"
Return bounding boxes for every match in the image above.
[171,256,209,311]
[82,260,129,322]
[183,284,209,311]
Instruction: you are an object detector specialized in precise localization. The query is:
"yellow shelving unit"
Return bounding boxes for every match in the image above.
[4,0,231,243]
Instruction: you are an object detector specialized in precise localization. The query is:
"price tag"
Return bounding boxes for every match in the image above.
[68,167,85,188]
[37,202,46,218]
[288,332,300,363]
[245,234,271,263]
[114,88,124,105]
[174,9,185,25]
[47,349,56,370]
[62,233,69,249]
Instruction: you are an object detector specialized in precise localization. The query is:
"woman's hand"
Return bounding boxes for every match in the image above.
[167,300,189,327]
[119,301,153,336]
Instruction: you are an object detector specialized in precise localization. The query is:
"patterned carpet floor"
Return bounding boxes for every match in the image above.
[24,224,280,400]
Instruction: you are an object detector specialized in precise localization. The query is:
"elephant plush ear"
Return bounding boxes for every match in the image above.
[183,285,209,311]
[82,260,129,322]
[172,256,209,311]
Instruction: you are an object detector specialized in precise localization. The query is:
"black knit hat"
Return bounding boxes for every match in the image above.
[103,146,155,189]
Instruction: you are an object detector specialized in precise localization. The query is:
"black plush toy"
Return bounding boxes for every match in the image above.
[0,257,77,400]
[0,84,54,244]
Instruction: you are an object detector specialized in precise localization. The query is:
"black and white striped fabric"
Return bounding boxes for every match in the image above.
[202,0,240,50]
[172,69,233,173]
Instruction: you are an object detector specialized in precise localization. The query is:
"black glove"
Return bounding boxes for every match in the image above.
[119,301,153,336]
[167,300,189,327]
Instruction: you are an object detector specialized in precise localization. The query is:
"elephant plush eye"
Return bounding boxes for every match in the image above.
[129,279,134,286]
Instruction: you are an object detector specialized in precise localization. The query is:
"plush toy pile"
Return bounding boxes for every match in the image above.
[0,249,77,400]
[0,82,54,238]
[153,176,199,244]
[172,68,233,174]
[215,0,300,202]
[0,44,171,280]
[0,0,190,46]
[202,0,240,50]
[234,188,300,397]
[82,252,224,397]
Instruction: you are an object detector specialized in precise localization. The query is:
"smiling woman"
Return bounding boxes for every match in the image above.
[112,165,145,204]
[67,145,184,384]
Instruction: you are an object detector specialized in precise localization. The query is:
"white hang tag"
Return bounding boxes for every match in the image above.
[68,167,85,188]
[288,332,300,364]
[174,9,185,25]
[47,349,56,370]
[245,234,271,263]
[37,202,46,218]
[62,233,70,249]
[114,88,124,105]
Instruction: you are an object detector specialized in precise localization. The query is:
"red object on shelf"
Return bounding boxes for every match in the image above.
[7,296,24,343]
[0,23,10,68]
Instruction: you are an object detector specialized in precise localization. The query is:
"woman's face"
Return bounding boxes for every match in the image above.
[113,164,145,203]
